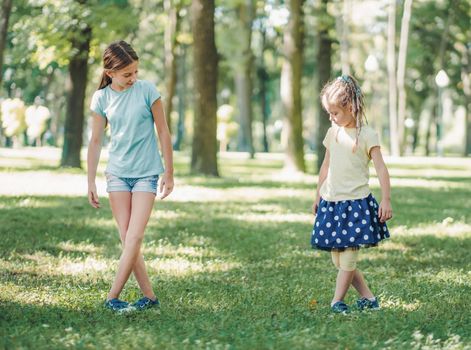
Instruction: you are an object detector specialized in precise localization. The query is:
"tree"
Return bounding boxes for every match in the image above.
[316,0,333,172]
[387,0,400,156]
[396,0,413,154]
[234,0,255,157]
[0,0,12,86]
[281,0,306,172]
[164,0,182,134]
[60,18,91,167]
[191,0,219,175]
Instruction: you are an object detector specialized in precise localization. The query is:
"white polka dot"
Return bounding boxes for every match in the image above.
[374,218,377,223]
[369,201,373,206]
[355,228,361,233]
[334,216,339,221]
[362,219,367,224]
[353,212,359,218]
[363,234,369,240]
[320,230,324,236]
[359,205,362,209]
[377,234,381,239]
[348,222,353,227]
[325,239,329,244]
[326,222,332,228]
[336,238,341,244]
[366,210,370,215]
[369,226,374,232]
[383,226,387,232]
[321,207,327,212]
[374,203,378,208]
[342,213,347,219]
[328,207,333,212]
[332,231,336,237]
[316,222,320,227]
[337,222,341,227]
[348,206,352,211]
[349,237,355,242]
[342,229,347,235]
[315,238,318,243]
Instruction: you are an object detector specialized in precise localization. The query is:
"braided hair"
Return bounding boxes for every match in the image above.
[320,75,366,152]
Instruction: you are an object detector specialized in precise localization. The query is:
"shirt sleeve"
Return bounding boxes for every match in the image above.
[322,127,332,149]
[365,128,380,158]
[90,90,105,118]
[144,81,161,108]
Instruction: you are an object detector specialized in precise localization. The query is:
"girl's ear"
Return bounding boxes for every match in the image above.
[105,70,113,79]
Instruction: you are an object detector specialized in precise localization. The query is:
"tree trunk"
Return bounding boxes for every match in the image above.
[235,0,255,157]
[387,0,399,156]
[258,24,269,153]
[174,44,187,151]
[396,0,413,154]
[281,0,306,172]
[60,26,91,168]
[191,0,219,176]
[463,44,471,156]
[164,0,180,133]
[316,0,332,172]
[336,0,350,75]
[0,0,12,85]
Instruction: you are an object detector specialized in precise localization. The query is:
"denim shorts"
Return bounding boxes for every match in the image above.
[105,173,159,194]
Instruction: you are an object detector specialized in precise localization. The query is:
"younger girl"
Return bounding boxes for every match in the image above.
[311,75,392,314]
[87,40,174,312]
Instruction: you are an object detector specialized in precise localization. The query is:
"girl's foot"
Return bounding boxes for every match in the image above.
[357,297,380,310]
[132,296,160,311]
[331,301,350,314]
[104,298,132,313]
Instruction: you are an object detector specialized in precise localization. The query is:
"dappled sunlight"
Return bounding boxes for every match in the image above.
[381,296,421,312]
[58,257,109,276]
[142,242,220,259]
[0,283,61,306]
[1,251,114,279]
[56,241,103,254]
[170,185,312,202]
[229,212,312,224]
[147,257,241,277]
[393,222,471,237]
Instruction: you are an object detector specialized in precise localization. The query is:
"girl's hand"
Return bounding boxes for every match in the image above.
[88,183,100,208]
[159,172,174,200]
[378,199,392,223]
[312,196,321,215]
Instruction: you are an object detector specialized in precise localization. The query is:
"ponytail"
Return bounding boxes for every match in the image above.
[98,72,112,90]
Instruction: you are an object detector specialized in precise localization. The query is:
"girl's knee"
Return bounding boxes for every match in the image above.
[338,248,359,271]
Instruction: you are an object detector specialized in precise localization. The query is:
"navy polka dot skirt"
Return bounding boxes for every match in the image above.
[311,193,390,251]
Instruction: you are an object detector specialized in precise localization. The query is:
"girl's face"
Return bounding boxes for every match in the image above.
[324,101,355,128]
[107,61,139,91]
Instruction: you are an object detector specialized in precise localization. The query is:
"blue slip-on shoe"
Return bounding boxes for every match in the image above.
[357,297,380,311]
[104,298,133,313]
[331,301,350,314]
[132,296,160,311]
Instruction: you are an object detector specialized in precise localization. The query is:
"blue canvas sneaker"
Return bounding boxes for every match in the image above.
[357,297,380,311]
[331,301,350,314]
[104,298,132,313]
[132,296,160,311]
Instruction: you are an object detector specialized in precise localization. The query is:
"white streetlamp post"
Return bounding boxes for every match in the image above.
[435,69,449,156]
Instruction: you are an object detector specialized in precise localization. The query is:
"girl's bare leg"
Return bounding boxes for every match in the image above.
[351,269,374,299]
[332,270,355,304]
[107,192,156,300]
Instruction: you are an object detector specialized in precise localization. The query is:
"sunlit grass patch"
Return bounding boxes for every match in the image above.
[1,150,471,349]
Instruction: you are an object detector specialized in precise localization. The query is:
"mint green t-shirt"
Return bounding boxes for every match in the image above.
[90,80,165,178]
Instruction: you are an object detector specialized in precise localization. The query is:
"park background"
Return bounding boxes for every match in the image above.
[0,0,470,349]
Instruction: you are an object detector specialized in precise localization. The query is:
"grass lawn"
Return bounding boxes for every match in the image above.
[1,148,470,349]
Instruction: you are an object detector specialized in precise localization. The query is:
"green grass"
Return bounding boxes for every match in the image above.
[1,149,470,349]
